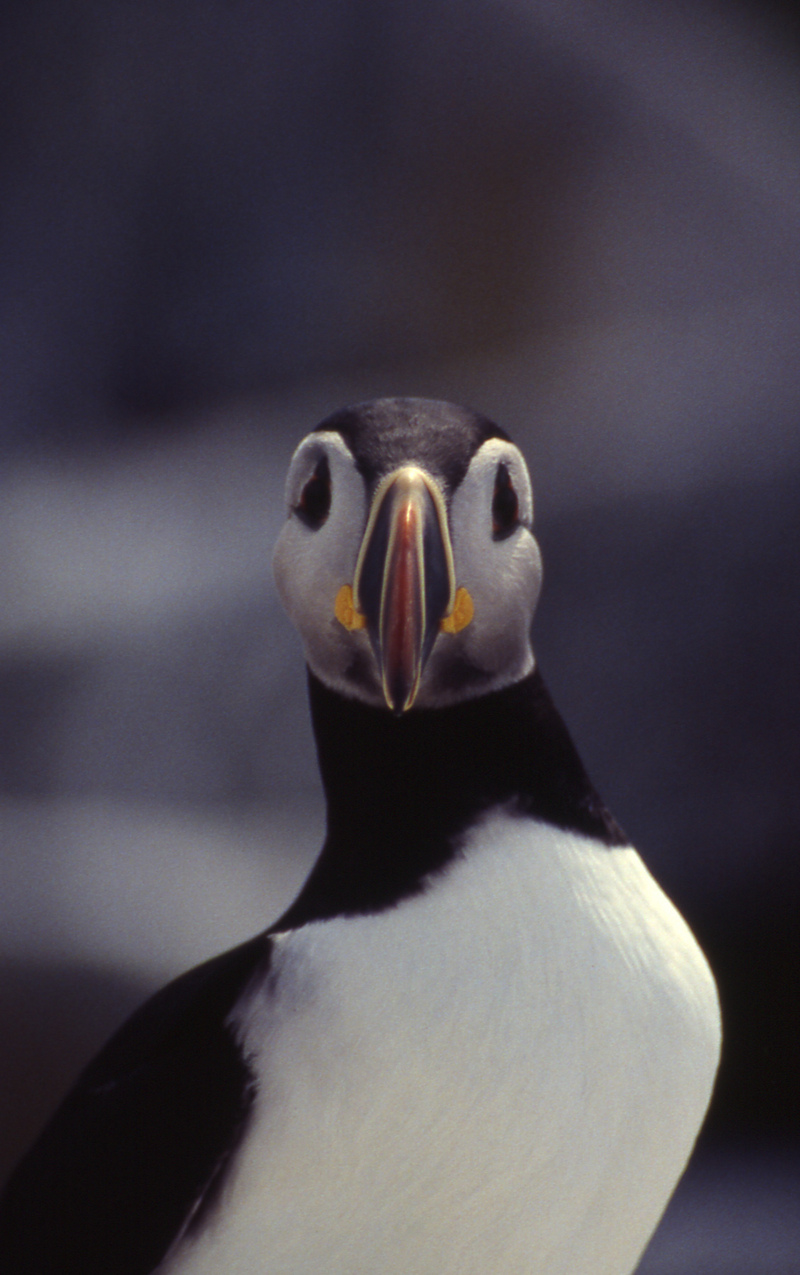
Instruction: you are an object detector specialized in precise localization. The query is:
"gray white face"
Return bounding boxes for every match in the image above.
[273,426,543,711]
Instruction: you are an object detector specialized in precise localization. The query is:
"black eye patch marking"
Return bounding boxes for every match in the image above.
[295,454,332,529]
[491,462,519,540]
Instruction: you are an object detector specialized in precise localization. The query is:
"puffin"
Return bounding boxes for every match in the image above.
[0,398,720,1275]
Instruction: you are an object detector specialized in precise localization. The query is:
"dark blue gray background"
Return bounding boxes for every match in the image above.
[0,2,798,1268]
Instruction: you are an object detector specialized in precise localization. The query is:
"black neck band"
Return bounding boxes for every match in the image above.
[272,669,626,929]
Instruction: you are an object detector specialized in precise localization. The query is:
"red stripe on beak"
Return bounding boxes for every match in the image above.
[381,495,424,714]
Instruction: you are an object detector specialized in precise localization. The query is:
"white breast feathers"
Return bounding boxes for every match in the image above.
[164,811,720,1275]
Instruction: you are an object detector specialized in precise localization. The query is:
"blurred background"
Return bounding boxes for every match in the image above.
[0,0,798,1268]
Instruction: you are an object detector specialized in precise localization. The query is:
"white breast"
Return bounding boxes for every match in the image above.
[163,813,720,1275]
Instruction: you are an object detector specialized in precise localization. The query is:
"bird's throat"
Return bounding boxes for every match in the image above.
[270,670,626,931]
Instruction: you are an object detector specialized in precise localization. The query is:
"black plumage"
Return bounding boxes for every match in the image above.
[0,937,270,1275]
[276,668,626,930]
[316,397,508,496]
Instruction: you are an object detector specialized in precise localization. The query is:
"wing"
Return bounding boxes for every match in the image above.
[0,933,272,1275]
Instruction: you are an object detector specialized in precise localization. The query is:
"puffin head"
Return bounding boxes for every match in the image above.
[273,398,543,713]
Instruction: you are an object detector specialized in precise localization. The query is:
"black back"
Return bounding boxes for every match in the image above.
[274,668,626,930]
[0,935,271,1275]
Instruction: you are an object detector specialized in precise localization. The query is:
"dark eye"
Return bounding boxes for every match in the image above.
[295,455,331,529]
[491,463,519,539]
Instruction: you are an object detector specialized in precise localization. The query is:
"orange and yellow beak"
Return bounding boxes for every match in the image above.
[335,467,472,713]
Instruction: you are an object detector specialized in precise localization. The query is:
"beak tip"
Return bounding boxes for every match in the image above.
[384,674,417,715]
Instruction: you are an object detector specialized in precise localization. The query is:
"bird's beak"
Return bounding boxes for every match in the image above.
[348,467,458,713]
